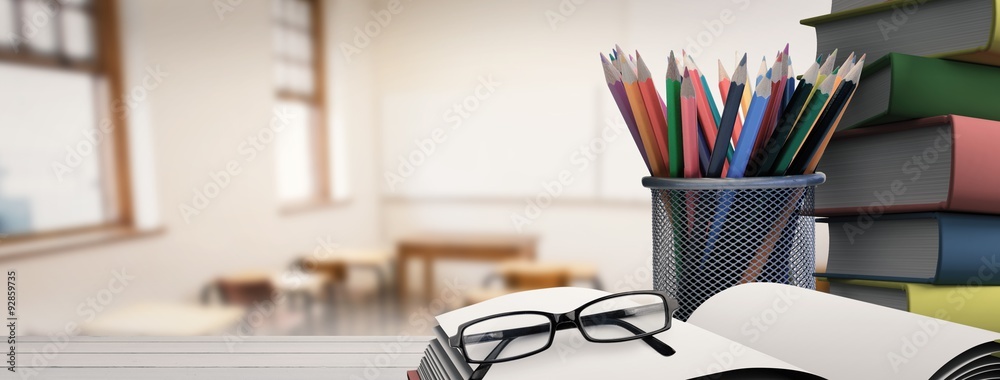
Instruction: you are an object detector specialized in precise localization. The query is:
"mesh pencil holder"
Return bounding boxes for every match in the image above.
[643,173,825,320]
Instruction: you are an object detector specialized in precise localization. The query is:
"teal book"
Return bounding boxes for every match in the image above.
[822,213,1000,285]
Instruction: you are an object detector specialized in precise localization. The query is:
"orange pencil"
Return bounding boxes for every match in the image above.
[620,50,668,177]
[636,53,670,174]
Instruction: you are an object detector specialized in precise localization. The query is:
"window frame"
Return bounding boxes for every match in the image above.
[0,0,133,243]
[272,0,331,211]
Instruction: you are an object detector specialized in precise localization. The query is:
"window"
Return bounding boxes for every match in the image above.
[271,0,329,205]
[0,0,131,239]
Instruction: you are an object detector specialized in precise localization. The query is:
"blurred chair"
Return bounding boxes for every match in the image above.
[201,270,311,334]
[80,303,244,336]
[294,249,393,304]
[201,271,276,306]
[464,260,601,305]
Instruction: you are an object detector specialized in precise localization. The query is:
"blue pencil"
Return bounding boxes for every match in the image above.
[783,56,794,111]
[727,75,772,178]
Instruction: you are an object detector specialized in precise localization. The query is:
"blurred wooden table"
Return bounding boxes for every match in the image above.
[396,234,537,301]
[15,336,430,379]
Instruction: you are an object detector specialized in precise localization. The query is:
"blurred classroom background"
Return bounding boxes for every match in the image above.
[0,0,829,336]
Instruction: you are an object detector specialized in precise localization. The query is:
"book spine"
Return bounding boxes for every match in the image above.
[935,213,1000,285]
[889,56,1000,128]
[946,116,1000,214]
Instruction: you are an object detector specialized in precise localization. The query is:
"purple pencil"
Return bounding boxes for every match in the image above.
[603,53,651,173]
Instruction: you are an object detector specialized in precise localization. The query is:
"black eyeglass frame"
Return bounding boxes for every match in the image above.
[448,290,678,365]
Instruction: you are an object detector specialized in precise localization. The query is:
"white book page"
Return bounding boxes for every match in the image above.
[436,287,816,379]
[687,283,1000,379]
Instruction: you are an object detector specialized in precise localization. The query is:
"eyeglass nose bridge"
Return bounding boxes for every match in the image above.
[554,310,579,328]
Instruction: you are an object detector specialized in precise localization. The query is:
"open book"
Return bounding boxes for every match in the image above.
[418,283,1000,379]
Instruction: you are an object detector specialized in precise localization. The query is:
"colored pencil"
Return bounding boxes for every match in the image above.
[746,60,819,176]
[815,49,838,87]
[832,52,856,91]
[684,56,721,160]
[708,54,747,178]
[768,71,837,176]
[783,55,795,111]
[602,54,651,174]
[727,72,771,178]
[680,71,700,178]
[698,122,711,176]
[794,56,865,175]
[745,57,765,117]
[665,51,684,178]
[636,53,671,175]
[753,55,785,158]
[719,59,745,146]
[698,68,722,127]
[620,51,668,177]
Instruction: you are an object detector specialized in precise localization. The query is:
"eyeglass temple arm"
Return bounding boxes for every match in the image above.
[592,316,675,356]
[469,336,515,380]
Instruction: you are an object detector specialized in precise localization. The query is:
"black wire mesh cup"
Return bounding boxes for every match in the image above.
[642,173,825,320]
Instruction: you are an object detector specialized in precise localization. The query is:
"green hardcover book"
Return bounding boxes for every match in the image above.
[837,53,1000,131]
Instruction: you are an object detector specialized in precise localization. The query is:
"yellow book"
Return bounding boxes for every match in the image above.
[826,278,1000,333]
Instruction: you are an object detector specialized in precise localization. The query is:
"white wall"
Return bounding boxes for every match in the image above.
[5,0,834,334]
[375,0,832,290]
[4,0,383,335]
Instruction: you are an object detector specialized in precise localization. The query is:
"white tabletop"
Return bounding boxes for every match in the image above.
[14,336,431,379]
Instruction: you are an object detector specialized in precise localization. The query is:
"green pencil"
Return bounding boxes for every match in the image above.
[665,51,684,178]
[769,74,836,175]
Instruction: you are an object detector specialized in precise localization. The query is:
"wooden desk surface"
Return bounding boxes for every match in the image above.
[15,336,431,379]
[398,234,536,251]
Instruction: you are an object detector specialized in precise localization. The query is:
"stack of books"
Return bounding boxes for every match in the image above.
[407,286,1000,379]
[803,0,1000,333]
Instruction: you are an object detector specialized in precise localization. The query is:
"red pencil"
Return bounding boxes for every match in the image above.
[681,71,700,178]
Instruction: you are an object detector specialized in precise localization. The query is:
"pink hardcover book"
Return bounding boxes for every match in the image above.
[814,115,1000,216]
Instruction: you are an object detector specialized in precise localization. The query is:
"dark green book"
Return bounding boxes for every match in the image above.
[837,53,1000,131]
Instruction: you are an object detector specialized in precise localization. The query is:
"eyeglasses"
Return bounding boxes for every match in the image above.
[448,290,678,380]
